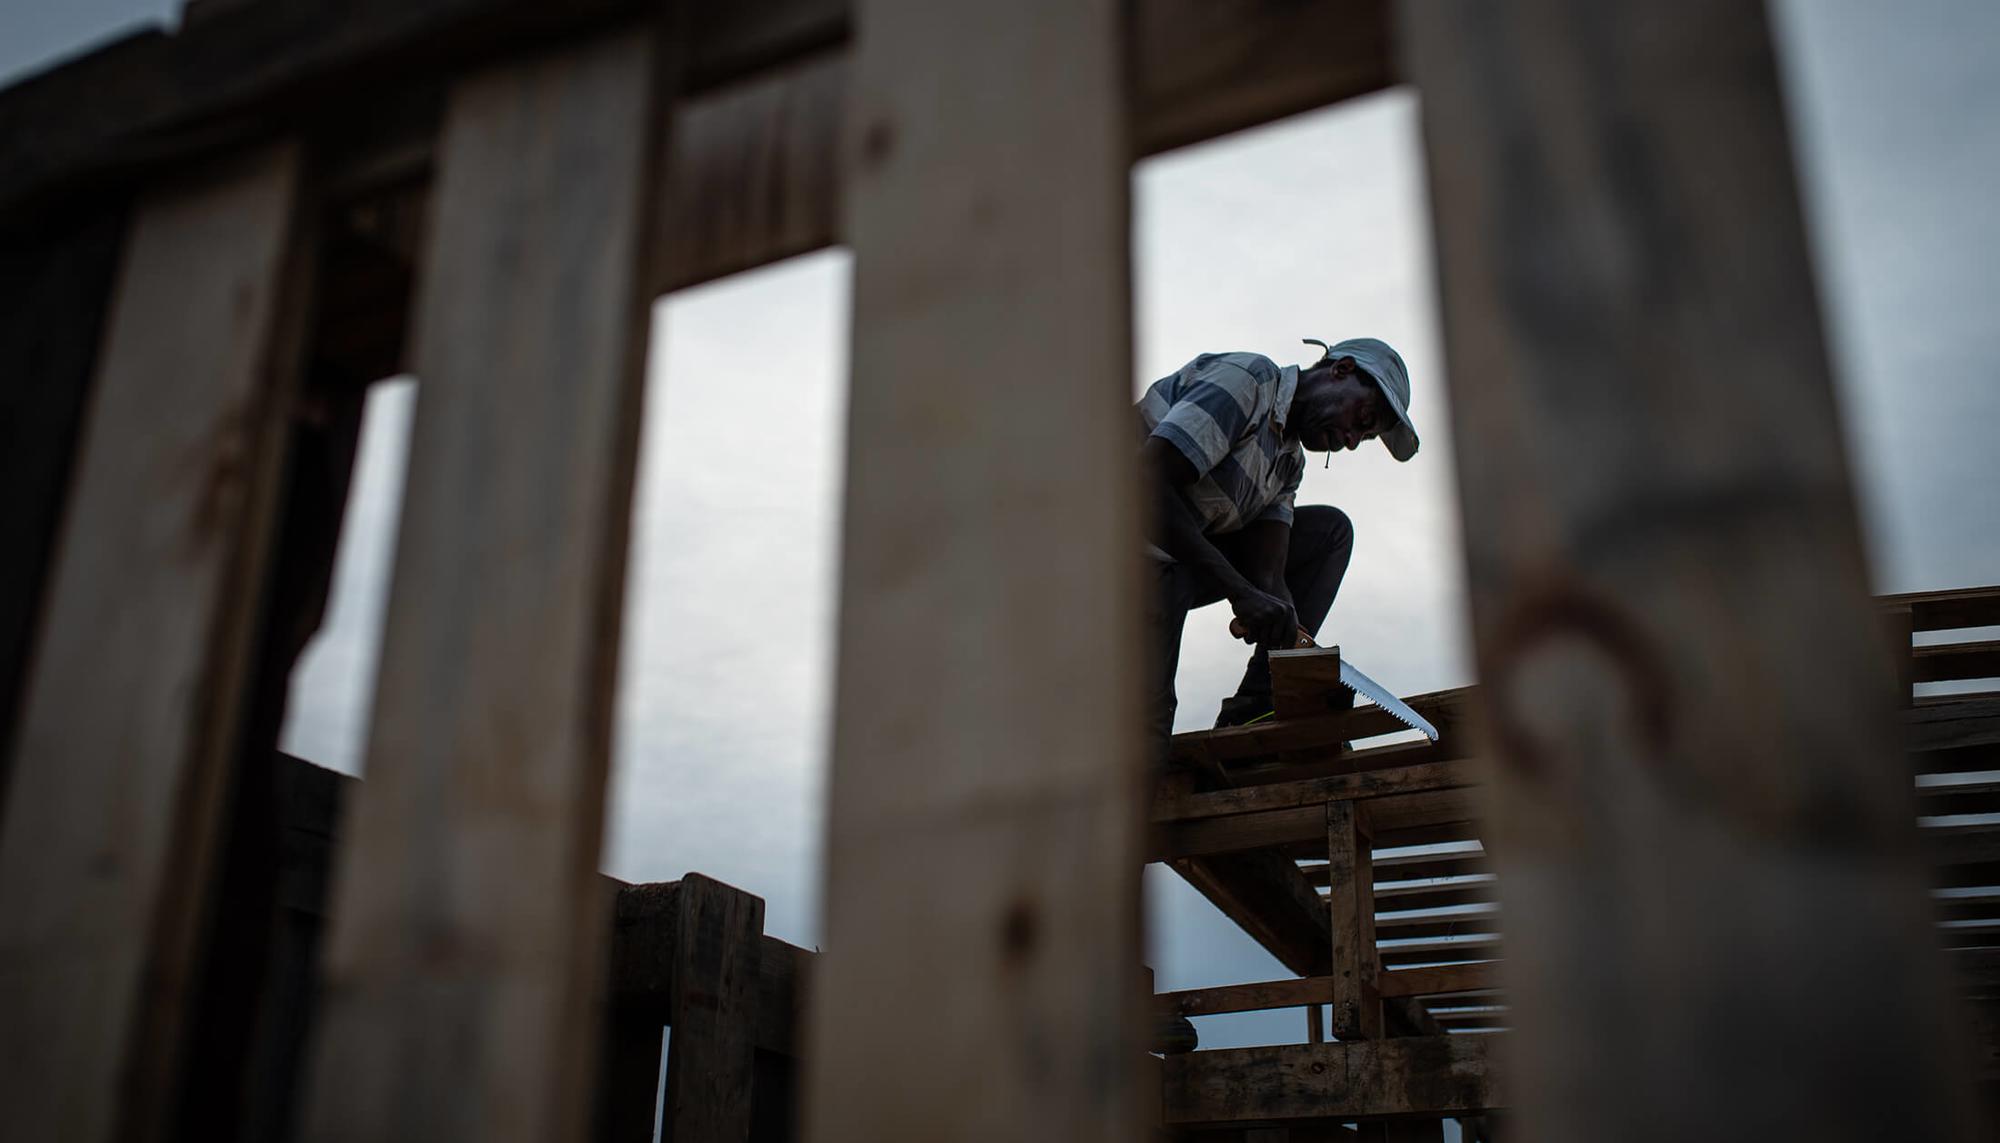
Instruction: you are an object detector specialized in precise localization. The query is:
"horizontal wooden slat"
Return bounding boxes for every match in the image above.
[1221,737,1464,790]
[1369,847,1490,885]
[1953,947,2000,987]
[1172,689,1477,769]
[1913,744,2000,777]
[1155,805,1328,861]
[1161,1035,1504,1126]
[1377,920,1505,943]
[1156,976,1333,1018]
[1377,961,1503,1000]
[1154,761,1486,823]
[1926,821,2000,868]
[1369,886,1500,914]
[1430,1012,1510,1030]
[0,0,842,222]
[0,0,1395,233]
[1380,935,1503,969]
[1881,586,2000,633]
[1363,789,1483,835]
[1375,902,1500,930]
[1914,641,2000,685]
[1905,697,2000,753]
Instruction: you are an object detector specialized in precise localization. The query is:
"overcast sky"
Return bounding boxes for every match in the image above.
[7,0,1996,1053]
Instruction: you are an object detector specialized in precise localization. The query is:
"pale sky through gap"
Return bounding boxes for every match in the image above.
[6,0,1996,1055]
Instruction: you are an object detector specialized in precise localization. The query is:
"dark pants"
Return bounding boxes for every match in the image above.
[1146,504,1355,750]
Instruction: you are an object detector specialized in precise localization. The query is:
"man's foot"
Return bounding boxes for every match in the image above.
[1153,1013,1199,1055]
[1214,693,1276,729]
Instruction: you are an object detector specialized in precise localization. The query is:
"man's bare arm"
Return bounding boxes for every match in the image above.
[1141,437,1297,646]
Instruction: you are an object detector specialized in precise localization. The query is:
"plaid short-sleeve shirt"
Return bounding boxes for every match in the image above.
[1138,352,1306,547]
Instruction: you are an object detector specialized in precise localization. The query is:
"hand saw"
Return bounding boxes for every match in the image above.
[1229,621,1439,741]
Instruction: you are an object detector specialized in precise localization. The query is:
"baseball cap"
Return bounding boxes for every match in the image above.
[1304,336,1419,462]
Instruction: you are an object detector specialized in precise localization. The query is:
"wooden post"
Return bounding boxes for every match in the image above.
[301,25,672,1143]
[802,0,1143,1140]
[0,145,313,1143]
[1327,800,1381,1040]
[662,875,764,1143]
[1402,1,1980,1139]
[0,202,127,786]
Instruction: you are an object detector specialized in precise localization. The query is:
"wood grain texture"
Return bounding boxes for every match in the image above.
[1171,851,1337,976]
[663,875,764,1143]
[0,144,309,1143]
[300,27,666,1143]
[1154,760,1485,822]
[1402,1,1981,1138]
[0,200,127,782]
[1271,647,1349,722]
[0,0,1391,228]
[801,1,1143,1139]
[1158,976,1334,1017]
[1170,689,1478,770]
[1327,801,1381,1040]
[1161,1035,1503,1126]
[1127,0,1393,156]
[1375,962,1500,1001]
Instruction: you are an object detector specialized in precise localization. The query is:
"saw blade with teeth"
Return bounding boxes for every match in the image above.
[1338,657,1438,741]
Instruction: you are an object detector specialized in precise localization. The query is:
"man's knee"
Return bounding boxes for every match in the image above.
[1293,504,1354,555]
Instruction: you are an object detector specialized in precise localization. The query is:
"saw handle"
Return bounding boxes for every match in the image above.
[1229,618,1316,648]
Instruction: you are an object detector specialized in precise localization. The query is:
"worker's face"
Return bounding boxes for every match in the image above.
[1295,357,1394,453]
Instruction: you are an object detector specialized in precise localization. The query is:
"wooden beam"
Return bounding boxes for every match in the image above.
[1881,586,2000,633]
[1376,962,1502,1000]
[0,0,1396,231]
[1171,851,1337,977]
[1161,1035,1505,1126]
[0,144,312,1143]
[1271,646,1349,722]
[301,25,670,1143]
[1907,697,2000,754]
[1154,760,1485,823]
[1170,689,1476,770]
[1916,641,2000,685]
[662,875,764,1143]
[1157,976,1334,1017]
[0,0,845,222]
[0,199,127,783]
[1402,0,1980,1138]
[1157,805,1334,861]
[655,50,845,293]
[801,1,1144,1140]
[1328,800,1382,1040]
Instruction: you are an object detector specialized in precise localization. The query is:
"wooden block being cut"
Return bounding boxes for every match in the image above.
[1270,645,1352,722]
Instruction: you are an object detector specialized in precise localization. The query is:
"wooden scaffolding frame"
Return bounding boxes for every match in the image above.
[0,1,1989,1141]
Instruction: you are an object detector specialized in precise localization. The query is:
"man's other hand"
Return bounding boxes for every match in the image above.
[1228,587,1298,650]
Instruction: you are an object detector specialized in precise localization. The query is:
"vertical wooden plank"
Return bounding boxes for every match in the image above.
[0,145,310,1143]
[803,0,1142,1140]
[597,882,675,1143]
[301,25,669,1143]
[663,875,764,1143]
[1402,1,1980,1140]
[1327,800,1381,1041]
[0,202,127,781]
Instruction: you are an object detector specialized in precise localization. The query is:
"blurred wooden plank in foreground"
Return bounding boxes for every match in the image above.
[1402,0,1983,1139]
[0,144,312,1143]
[300,25,670,1143]
[802,0,1145,1139]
